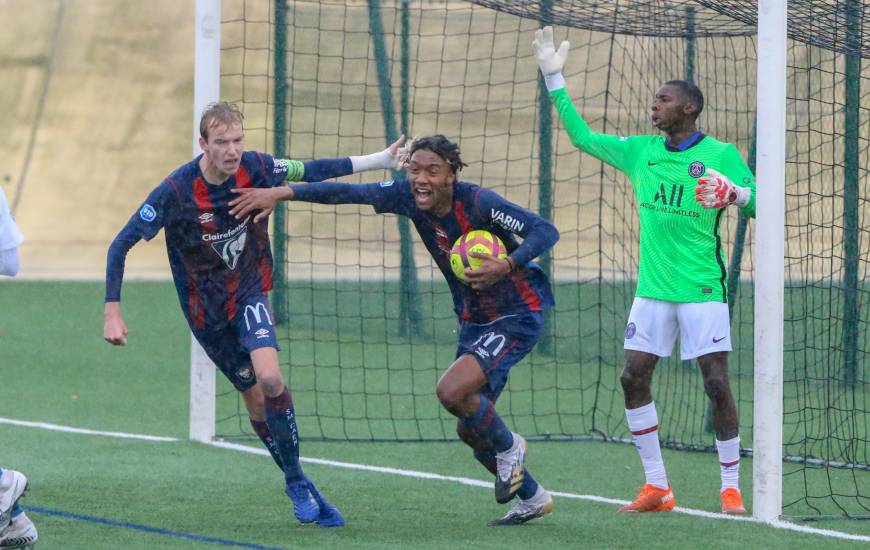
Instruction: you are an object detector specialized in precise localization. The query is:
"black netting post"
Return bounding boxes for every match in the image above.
[367,0,423,337]
[684,6,695,82]
[842,0,861,387]
[537,0,555,354]
[272,0,289,324]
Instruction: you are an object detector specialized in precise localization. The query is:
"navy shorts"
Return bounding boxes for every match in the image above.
[192,294,280,392]
[455,312,544,402]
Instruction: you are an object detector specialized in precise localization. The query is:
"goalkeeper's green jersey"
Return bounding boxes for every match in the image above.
[551,87,756,303]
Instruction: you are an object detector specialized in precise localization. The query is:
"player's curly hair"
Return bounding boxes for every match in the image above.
[664,80,704,120]
[409,135,468,174]
[200,102,245,139]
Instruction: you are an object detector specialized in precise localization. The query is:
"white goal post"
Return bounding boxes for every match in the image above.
[189,0,221,443]
[752,0,787,523]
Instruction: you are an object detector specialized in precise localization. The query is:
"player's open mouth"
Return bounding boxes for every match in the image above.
[414,188,432,202]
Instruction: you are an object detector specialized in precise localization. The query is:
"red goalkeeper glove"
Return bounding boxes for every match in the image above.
[695,168,751,209]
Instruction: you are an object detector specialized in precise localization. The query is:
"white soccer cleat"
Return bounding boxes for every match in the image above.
[0,471,28,533]
[494,433,527,504]
[0,512,38,549]
[490,486,553,526]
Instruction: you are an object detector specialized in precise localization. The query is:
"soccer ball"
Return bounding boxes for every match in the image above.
[450,229,507,282]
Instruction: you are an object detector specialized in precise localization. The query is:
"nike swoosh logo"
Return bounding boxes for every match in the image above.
[647,161,659,166]
[713,336,726,343]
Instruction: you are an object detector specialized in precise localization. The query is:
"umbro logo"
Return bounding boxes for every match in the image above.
[713,336,726,343]
[255,328,270,339]
[198,212,214,224]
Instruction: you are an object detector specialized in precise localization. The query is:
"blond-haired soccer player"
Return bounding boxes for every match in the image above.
[534,26,756,515]
[104,102,405,527]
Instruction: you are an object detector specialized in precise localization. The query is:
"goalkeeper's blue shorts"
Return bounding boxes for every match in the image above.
[192,294,280,392]
[455,311,544,402]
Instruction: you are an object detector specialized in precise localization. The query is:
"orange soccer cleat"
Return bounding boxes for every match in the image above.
[619,484,675,513]
[720,488,747,514]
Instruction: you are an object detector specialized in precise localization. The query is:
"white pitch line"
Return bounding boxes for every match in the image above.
[0,417,178,442]
[2,417,869,543]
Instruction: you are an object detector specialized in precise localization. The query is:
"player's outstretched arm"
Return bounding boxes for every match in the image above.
[278,135,408,184]
[533,26,640,174]
[231,176,401,221]
[231,136,409,222]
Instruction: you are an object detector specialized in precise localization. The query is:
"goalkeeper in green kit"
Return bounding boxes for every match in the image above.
[533,27,755,515]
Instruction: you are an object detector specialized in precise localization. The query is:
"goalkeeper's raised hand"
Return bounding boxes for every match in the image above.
[695,168,751,209]
[532,26,570,91]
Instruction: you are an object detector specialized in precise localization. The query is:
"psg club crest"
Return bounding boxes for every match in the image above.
[688,161,706,178]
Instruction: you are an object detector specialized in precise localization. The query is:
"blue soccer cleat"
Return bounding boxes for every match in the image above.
[306,480,345,528]
[284,479,320,524]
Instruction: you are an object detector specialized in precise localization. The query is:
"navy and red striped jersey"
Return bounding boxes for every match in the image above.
[106,151,352,331]
[290,179,558,323]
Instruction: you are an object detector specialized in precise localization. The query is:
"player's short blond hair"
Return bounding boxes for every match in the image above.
[199,102,244,139]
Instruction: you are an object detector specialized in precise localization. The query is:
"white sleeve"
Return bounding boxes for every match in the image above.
[0,189,24,250]
[0,247,20,276]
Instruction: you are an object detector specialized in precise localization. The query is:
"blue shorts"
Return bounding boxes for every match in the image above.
[192,294,280,392]
[455,312,544,402]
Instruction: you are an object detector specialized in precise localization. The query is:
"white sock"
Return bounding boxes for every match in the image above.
[523,483,549,504]
[716,436,741,491]
[625,402,668,489]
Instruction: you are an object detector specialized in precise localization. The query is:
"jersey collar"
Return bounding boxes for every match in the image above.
[665,131,705,152]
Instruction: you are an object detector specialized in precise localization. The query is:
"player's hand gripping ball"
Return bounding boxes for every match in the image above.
[450,230,507,283]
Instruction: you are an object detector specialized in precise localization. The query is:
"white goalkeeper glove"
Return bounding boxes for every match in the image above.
[695,168,751,209]
[532,26,570,92]
[350,134,410,172]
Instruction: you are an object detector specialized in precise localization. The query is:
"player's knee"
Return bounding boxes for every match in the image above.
[437,384,470,415]
[619,368,643,394]
[256,373,285,397]
[436,384,458,412]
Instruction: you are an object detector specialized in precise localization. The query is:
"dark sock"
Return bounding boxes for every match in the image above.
[460,394,513,452]
[250,417,284,470]
[517,470,539,500]
[473,448,497,475]
[458,418,498,476]
[264,387,304,484]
